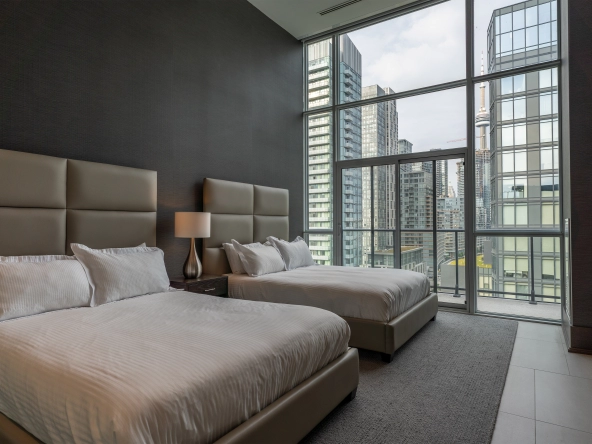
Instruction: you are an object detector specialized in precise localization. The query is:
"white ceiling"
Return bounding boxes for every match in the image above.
[248,0,419,40]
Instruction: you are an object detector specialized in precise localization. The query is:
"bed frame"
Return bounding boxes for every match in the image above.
[0,149,359,444]
[203,177,439,363]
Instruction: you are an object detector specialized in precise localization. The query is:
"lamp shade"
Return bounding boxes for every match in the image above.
[175,212,211,238]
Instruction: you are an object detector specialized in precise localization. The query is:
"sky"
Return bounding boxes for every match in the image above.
[343,0,522,194]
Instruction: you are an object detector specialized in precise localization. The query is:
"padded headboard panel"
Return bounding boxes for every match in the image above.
[203,178,289,275]
[0,149,157,256]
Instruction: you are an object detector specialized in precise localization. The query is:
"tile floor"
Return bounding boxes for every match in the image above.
[492,321,592,444]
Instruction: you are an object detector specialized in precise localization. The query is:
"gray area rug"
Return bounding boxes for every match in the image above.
[302,312,518,444]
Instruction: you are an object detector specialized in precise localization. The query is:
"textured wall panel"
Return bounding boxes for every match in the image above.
[0,0,303,274]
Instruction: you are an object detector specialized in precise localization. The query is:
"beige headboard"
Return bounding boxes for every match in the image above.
[0,149,157,256]
[203,178,289,275]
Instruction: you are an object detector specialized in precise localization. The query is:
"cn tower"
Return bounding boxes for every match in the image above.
[475,52,490,150]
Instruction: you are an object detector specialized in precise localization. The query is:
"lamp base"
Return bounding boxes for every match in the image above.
[183,238,202,279]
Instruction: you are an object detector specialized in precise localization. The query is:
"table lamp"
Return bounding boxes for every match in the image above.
[175,212,211,279]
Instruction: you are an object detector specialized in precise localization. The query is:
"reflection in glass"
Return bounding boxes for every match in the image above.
[475,0,558,75]
[475,67,559,230]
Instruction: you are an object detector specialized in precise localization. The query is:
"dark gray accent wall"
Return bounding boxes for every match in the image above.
[0,1,303,275]
[561,0,592,352]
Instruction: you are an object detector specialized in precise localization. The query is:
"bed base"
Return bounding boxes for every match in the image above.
[343,292,439,362]
[0,348,359,444]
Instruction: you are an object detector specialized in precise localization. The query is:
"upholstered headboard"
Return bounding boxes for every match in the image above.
[203,178,289,275]
[0,149,157,256]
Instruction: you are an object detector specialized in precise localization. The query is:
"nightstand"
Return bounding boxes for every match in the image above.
[170,275,228,297]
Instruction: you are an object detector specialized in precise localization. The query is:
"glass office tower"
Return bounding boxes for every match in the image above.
[486,0,561,306]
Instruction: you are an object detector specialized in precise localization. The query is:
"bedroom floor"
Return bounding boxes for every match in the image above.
[492,321,592,443]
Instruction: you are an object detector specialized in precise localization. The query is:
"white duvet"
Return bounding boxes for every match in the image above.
[229,265,431,323]
[0,291,349,444]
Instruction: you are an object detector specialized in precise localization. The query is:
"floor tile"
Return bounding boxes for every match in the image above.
[536,421,592,444]
[565,351,592,380]
[536,370,592,434]
[499,365,535,419]
[517,321,564,344]
[491,412,535,444]
[511,337,569,375]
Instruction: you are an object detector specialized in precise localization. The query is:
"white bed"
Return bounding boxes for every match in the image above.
[0,291,350,444]
[202,177,439,362]
[229,265,431,323]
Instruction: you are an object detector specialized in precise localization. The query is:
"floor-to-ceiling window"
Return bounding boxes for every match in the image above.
[303,0,562,321]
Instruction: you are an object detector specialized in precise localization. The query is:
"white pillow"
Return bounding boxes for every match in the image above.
[231,239,285,277]
[267,236,316,271]
[71,243,170,307]
[0,255,91,321]
[223,242,270,274]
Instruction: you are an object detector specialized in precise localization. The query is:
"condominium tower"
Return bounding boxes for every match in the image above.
[487,0,561,302]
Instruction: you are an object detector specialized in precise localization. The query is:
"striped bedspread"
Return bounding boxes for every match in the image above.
[229,265,431,323]
[0,292,349,443]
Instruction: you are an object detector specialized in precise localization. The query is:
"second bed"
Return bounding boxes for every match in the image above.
[203,178,439,362]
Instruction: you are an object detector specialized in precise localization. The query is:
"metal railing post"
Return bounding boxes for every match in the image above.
[529,236,537,305]
[454,231,461,297]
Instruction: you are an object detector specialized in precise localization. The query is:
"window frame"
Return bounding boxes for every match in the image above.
[302,0,563,321]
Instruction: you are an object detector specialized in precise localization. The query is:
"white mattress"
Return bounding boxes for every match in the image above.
[229,265,431,323]
[0,291,349,444]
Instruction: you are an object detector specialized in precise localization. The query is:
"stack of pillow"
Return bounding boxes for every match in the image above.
[223,236,316,277]
[0,244,170,322]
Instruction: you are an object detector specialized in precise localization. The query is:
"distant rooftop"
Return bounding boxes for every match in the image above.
[449,254,492,269]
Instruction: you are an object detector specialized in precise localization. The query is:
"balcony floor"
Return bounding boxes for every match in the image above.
[437,293,561,321]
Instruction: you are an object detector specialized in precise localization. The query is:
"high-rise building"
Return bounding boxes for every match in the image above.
[476,54,492,252]
[360,84,398,266]
[307,36,363,266]
[431,149,449,198]
[456,160,464,208]
[487,0,561,302]
[400,165,434,280]
[398,139,413,173]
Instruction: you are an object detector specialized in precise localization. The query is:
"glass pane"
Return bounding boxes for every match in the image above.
[342,167,367,229]
[400,162,434,230]
[437,159,464,230]
[307,39,332,109]
[339,87,466,160]
[373,232,395,269]
[437,231,466,304]
[342,231,368,267]
[401,232,434,287]
[475,0,558,75]
[307,113,333,230]
[374,165,396,230]
[340,0,464,101]
[475,67,560,230]
[476,236,561,320]
[305,233,333,265]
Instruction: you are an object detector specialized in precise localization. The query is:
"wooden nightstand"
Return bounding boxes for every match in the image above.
[170,275,228,297]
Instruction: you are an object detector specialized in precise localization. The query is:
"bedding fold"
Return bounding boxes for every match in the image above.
[229,265,431,322]
[0,292,349,444]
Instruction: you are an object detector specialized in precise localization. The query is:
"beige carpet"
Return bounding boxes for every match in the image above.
[302,312,518,444]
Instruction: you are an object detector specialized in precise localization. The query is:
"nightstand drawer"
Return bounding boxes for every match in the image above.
[187,279,227,296]
[170,275,229,297]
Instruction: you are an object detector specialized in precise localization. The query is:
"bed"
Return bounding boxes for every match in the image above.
[0,149,359,444]
[202,177,439,363]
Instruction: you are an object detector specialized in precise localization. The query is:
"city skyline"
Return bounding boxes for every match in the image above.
[307,0,560,309]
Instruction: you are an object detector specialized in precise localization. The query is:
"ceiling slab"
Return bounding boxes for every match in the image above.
[248,0,419,40]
